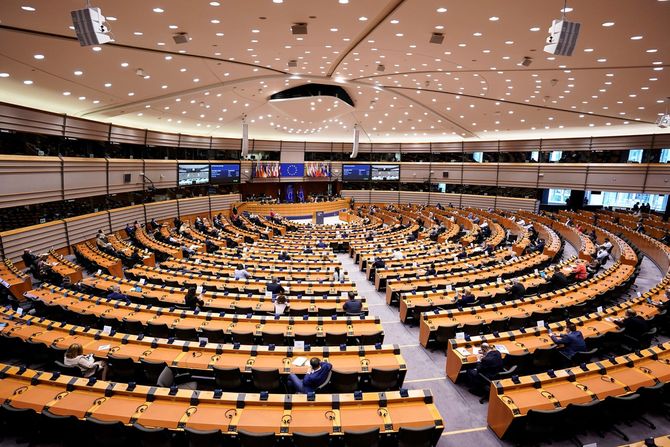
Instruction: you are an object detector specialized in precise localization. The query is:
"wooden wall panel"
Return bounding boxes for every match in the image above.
[62,157,107,200]
[431,163,462,184]
[211,137,241,150]
[144,160,177,189]
[210,194,240,213]
[179,135,210,149]
[0,220,67,262]
[643,164,670,194]
[240,161,253,183]
[145,200,179,222]
[496,196,539,212]
[462,163,498,186]
[65,212,110,245]
[399,191,429,205]
[146,130,180,149]
[109,205,146,232]
[399,162,431,182]
[63,116,109,142]
[461,194,496,209]
[109,125,145,145]
[498,163,539,189]
[428,192,460,207]
[585,163,646,193]
[108,158,144,194]
[0,155,62,207]
[177,197,211,218]
[0,103,63,136]
[341,190,371,203]
[537,163,586,189]
[369,190,398,203]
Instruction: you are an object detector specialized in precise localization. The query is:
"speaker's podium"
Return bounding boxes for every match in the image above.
[313,211,325,224]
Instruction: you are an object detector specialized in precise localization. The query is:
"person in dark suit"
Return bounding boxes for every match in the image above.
[459,288,476,305]
[316,240,327,249]
[303,246,314,254]
[278,251,291,261]
[267,277,284,295]
[343,291,363,315]
[425,263,437,276]
[614,309,649,340]
[184,286,204,310]
[549,266,569,290]
[372,257,385,269]
[549,322,586,360]
[465,343,504,395]
[506,279,526,299]
[205,238,218,254]
[22,249,38,270]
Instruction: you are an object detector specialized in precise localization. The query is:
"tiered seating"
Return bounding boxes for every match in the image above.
[74,242,124,277]
[0,259,32,300]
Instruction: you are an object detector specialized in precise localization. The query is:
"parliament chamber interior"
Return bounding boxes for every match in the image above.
[0,0,670,446]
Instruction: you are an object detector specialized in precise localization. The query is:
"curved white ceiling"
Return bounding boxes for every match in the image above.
[0,0,668,142]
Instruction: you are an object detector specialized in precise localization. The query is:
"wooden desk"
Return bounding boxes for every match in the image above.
[75,243,124,278]
[0,260,32,301]
[47,251,83,283]
[24,286,384,342]
[237,199,350,218]
[620,435,670,447]
[487,342,670,439]
[0,363,442,438]
[0,308,403,382]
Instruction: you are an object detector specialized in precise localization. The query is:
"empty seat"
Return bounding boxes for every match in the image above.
[140,359,167,385]
[54,360,83,377]
[357,331,383,345]
[123,319,144,334]
[213,366,243,390]
[184,427,222,447]
[325,332,348,346]
[293,332,317,346]
[133,423,173,447]
[238,429,275,447]
[173,326,199,341]
[343,427,380,447]
[292,431,330,447]
[230,330,255,345]
[330,369,359,393]
[200,327,228,344]
[146,322,171,339]
[397,425,437,447]
[370,367,401,391]
[251,367,282,392]
[108,355,139,382]
[261,331,285,345]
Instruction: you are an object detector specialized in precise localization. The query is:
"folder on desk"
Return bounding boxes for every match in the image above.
[292,356,308,366]
[494,345,509,354]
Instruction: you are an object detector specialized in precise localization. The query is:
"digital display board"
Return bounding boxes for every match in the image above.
[342,164,371,181]
[280,163,305,177]
[178,164,209,186]
[210,164,240,183]
[371,164,400,181]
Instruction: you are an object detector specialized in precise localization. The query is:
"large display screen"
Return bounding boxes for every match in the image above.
[343,164,371,181]
[280,163,305,177]
[253,161,280,178]
[371,164,400,181]
[178,164,209,186]
[210,164,240,183]
[305,161,331,178]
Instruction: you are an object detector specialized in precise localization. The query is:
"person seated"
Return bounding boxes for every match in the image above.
[96,229,108,243]
[599,238,613,251]
[549,265,569,290]
[372,257,386,270]
[107,285,131,305]
[316,240,327,249]
[613,309,650,340]
[124,222,136,238]
[392,249,404,260]
[288,358,332,393]
[180,244,197,259]
[64,343,108,380]
[531,238,545,253]
[303,245,314,254]
[267,277,285,295]
[234,264,251,280]
[586,258,601,276]
[182,286,204,310]
[571,261,588,281]
[661,233,670,246]
[505,279,526,299]
[595,247,609,264]
[456,249,467,259]
[425,263,437,276]
[22,249,38,270]
[549,322,586,361]
[459,288,476,306]
[465,343,504,395]
[343,291,363,315]
[204,238,218,254]
[278,251,291,261]
[332,266,343,282]
[129,249,143,267]
[273,294,288,316]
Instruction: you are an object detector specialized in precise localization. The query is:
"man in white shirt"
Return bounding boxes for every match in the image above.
[234,264,251,280]
[392,249,404,260]
[599,238,613,251]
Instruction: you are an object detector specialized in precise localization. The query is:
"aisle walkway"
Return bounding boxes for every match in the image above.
[337,240,668,447]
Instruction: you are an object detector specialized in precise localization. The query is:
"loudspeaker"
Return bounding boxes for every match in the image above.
[241,122,249,157]
[172,32,190,44]
[544,20,581,56]
[430,33,444,44]
[351,126,359,159]
[71,7,112,46]
[291,23,308,35]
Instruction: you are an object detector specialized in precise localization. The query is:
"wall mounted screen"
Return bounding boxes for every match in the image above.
[305,162,331,178]
[371,164,400,181]
[280,163,305,177]
[253,161,280,178]
[178,164,209,186]
[210,164,240,184]
[343,164,371,181]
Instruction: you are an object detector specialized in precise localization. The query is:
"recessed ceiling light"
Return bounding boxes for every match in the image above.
[169,25,178,29]
[583,48,594,52]
[560,7,573,12]
[505,40,514,45]
[358,16,368,21]
[489,16,499,21]
[133,31,143,36]
[21,6,36,11]
[92,46,102,52]
[330,28,338,32]
[106,16,117,21]
[128,92,135,96]
[73,70,83,76]
[210,1,220,5]
[153,7,164,13]
[78,96,86,100]
[529,26,540,31]
[338,0,349,3]
[0,73,9,78]
[602,21,615,27]
[597,58,607,62]
[23,80,33,85]
[33,54,44,60]
[104,83,112,87]
[210,19,220,24]
[473,32,482,36]
[646,48,658,53]
[272,0,283,3]
[630,35,643,40]
[62,91,70,96]
[121,62,129,67]
[436,7,447,13]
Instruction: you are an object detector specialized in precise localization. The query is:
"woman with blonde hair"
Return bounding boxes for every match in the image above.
[64,343,108,380]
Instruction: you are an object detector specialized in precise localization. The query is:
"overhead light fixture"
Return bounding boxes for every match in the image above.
[430,32,444,44]
[521,56,533,67]
[172,32,190,44]
[288,59,297,68]
[544,19,580,56]
[377,64,385,72]
[291,23,307,35]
